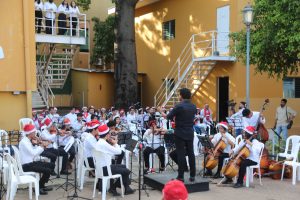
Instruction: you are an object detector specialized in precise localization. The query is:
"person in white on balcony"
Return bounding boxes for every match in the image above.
[44,0,57,34]
[57,0,69,35]
[35,0,43,33]
[69,1,81,36]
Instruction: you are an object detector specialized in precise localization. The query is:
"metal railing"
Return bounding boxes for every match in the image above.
[154,31,235,107]
[36,64,55,107]
[35,11,87,38]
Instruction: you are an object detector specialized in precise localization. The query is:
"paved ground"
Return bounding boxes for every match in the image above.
[11,155,300,200]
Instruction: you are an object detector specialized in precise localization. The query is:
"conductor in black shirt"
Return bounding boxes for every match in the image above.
[158,88,197,182]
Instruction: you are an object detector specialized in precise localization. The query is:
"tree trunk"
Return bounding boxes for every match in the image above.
[114,0,139,109]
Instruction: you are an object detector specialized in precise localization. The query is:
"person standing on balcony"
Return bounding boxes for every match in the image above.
[35,0,43,33]
[44,0,57,34]
[57,0,69,35]
[69,1,81,36]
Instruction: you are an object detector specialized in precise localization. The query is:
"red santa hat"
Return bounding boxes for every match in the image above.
[98,124,110,136]
[42,118,52,128]
[216,121,228,130]
[23,124,36,135]
[63,118,71,125]
[87,120,100,130]
[244,126,256,135]
[162,180,188,200]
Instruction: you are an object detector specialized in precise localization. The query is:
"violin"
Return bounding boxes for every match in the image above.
[31,135,51,147]
[221,134,256,178]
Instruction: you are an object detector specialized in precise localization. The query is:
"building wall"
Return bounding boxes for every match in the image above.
[87,73,115,108]
[135,0,300,133]
[72,70,89,107]
[0,0,36,130]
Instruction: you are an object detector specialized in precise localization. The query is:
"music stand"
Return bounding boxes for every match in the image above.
[163,132,176,171]
[118,132,132,146]
[198,135,214,178]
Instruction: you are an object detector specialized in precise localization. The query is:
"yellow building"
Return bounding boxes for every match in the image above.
[0,0,36,130]
[133,0,300,133]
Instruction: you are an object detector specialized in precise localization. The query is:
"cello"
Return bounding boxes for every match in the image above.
[204,138,227,170]
[221,132,256,179]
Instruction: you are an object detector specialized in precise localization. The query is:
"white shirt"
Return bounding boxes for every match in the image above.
[242,111,265,128]
[69,6,80,18]
[94,139,122,166]
[57,4,69,14]
[143,129,163,149]
[65,113,77,124]
[35,1,43,11]
[84,133,97,158]
[58,135,72,146]
[276,106,297,126]
[231,108,244,118]
[40,128,57,148]
[72,120,85,132]
[126,113,137,124]
[211,132,235,153]
[232,139,262,163]
[19,136,44,165]
[44,2,57,19]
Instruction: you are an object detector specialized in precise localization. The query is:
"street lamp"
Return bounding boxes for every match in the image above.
[243,4,254,108]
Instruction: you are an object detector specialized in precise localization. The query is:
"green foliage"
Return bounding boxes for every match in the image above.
[76,0,91,11]
[232,0,300,78]
[91,16,116,66]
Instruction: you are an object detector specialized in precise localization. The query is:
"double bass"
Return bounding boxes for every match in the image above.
[256,99,270,143]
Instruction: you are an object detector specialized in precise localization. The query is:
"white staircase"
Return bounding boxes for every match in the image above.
[154,31,236,108]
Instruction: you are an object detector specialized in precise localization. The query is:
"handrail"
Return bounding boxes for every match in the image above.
[154,31,234,107]
[35,11,87,38]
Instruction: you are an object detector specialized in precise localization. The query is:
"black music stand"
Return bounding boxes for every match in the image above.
[118,132,132,146]
[164,132,176,171]
[198,135,214,178]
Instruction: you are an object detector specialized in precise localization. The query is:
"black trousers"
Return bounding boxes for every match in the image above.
[35,11,42,33]
[216,153,229,173]
[97,164,131,191]
[87,157,94,168]
[41,148,68,172]
[45,18,55,34]
[59,145,75,163]
[143,146,165,169]
[71,17,77,36]
[22,161,55,188]
[169,150,188,169]
[112,151,125,165]
[237,159,257,184]
[175,135,195,179]
[58,13,67,35]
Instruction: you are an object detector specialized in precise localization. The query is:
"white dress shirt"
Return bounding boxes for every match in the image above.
[69,6,80,18]
[84,133,97,158]
[65,113,77,124]
[40,128,57,148]
[44,2,57,19]
[35,1,43,11]
[143,129,163,149]
[57,4,69,14]
[211,132,235,154]
[94,139,122,166]
[19,136,44,165]
[243,111,265,128]
[232,139,262,163]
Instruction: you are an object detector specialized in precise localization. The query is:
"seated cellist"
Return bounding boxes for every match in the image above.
[206,122,235,178]
[228,126,262,188]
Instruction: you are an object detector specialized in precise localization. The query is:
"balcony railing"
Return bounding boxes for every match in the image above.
[35,11,87,44]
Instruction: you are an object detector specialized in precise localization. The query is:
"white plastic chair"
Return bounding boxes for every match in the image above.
[19,118,34,131]
[277,135,300,161]
[235,135,243,147]
[77,140,94,190]
[5,153,39,200]
[0,156,9,185]
[281,143,300,185]
[92,150,124,200]
[0,130,10,155]
[64,136,75,152]
[245,143,265,187]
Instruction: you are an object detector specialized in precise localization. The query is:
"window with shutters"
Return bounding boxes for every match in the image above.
[162,20,175,40]
[283,77,300,98]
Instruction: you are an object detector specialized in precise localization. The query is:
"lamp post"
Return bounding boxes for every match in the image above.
[243,4,254,108]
